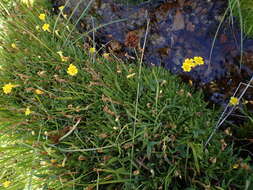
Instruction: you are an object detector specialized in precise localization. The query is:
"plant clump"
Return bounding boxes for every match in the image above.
[0,0,252,189]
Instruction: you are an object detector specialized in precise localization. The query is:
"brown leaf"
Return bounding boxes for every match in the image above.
[124,52,135,60]
[102,94,121,105]
[17,73,30,80]
[104,174,113,180]
[240,163,250,170]
[25,87,35,92]
[109,40,122,52]
[78,155,87,161]
[85,67,100,81]
[103,105,116,116]
[99,133,108,138]
[103,155,111,162]
[133,170,140,175]
[54,75,67,83]
[123,143,133,149]
[86,185,94,190]
[37,71,47,77]
[48,126,71,144]
[89,81,105,87]
[177,89,185,96]
[97,149,103,153]
[224,128,232,136]
[220,139,227,151]
[209,157,217,164]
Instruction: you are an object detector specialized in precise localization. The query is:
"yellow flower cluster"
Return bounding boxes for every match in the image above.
[67,64,78,76]
[182,56,205,72]
[38,13,50,32]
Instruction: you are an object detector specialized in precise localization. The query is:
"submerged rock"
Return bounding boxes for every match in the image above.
[51,0,253,109]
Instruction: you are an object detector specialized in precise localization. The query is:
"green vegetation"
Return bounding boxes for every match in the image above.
[229,0,253,36]
[0,0,252,189]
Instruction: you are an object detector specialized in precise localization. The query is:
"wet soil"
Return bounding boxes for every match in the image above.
[51,0,253,144]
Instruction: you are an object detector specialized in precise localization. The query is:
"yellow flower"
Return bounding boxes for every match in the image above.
[194,56,204,66]
[229,97,239,106]
[2,83,15,94]
[25,107,31,116]
[67,64,78,76]
[35,89,44,95]
[42,23,50,32]
[182,63,192,72]
[59,6,65,11]
[3,181,11,188]
[182,58,195,72]
[103,53,109,59]
[11,43,17,49]
[185,58,196,67]
[89,47,96,54]
[39,13,46,21]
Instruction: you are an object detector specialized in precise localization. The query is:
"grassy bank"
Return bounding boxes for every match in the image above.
[0,0,252,189]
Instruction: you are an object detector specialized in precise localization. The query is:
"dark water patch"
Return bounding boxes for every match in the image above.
[51,0,253,152]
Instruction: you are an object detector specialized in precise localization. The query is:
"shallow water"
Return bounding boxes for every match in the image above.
[51,0,253,109]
